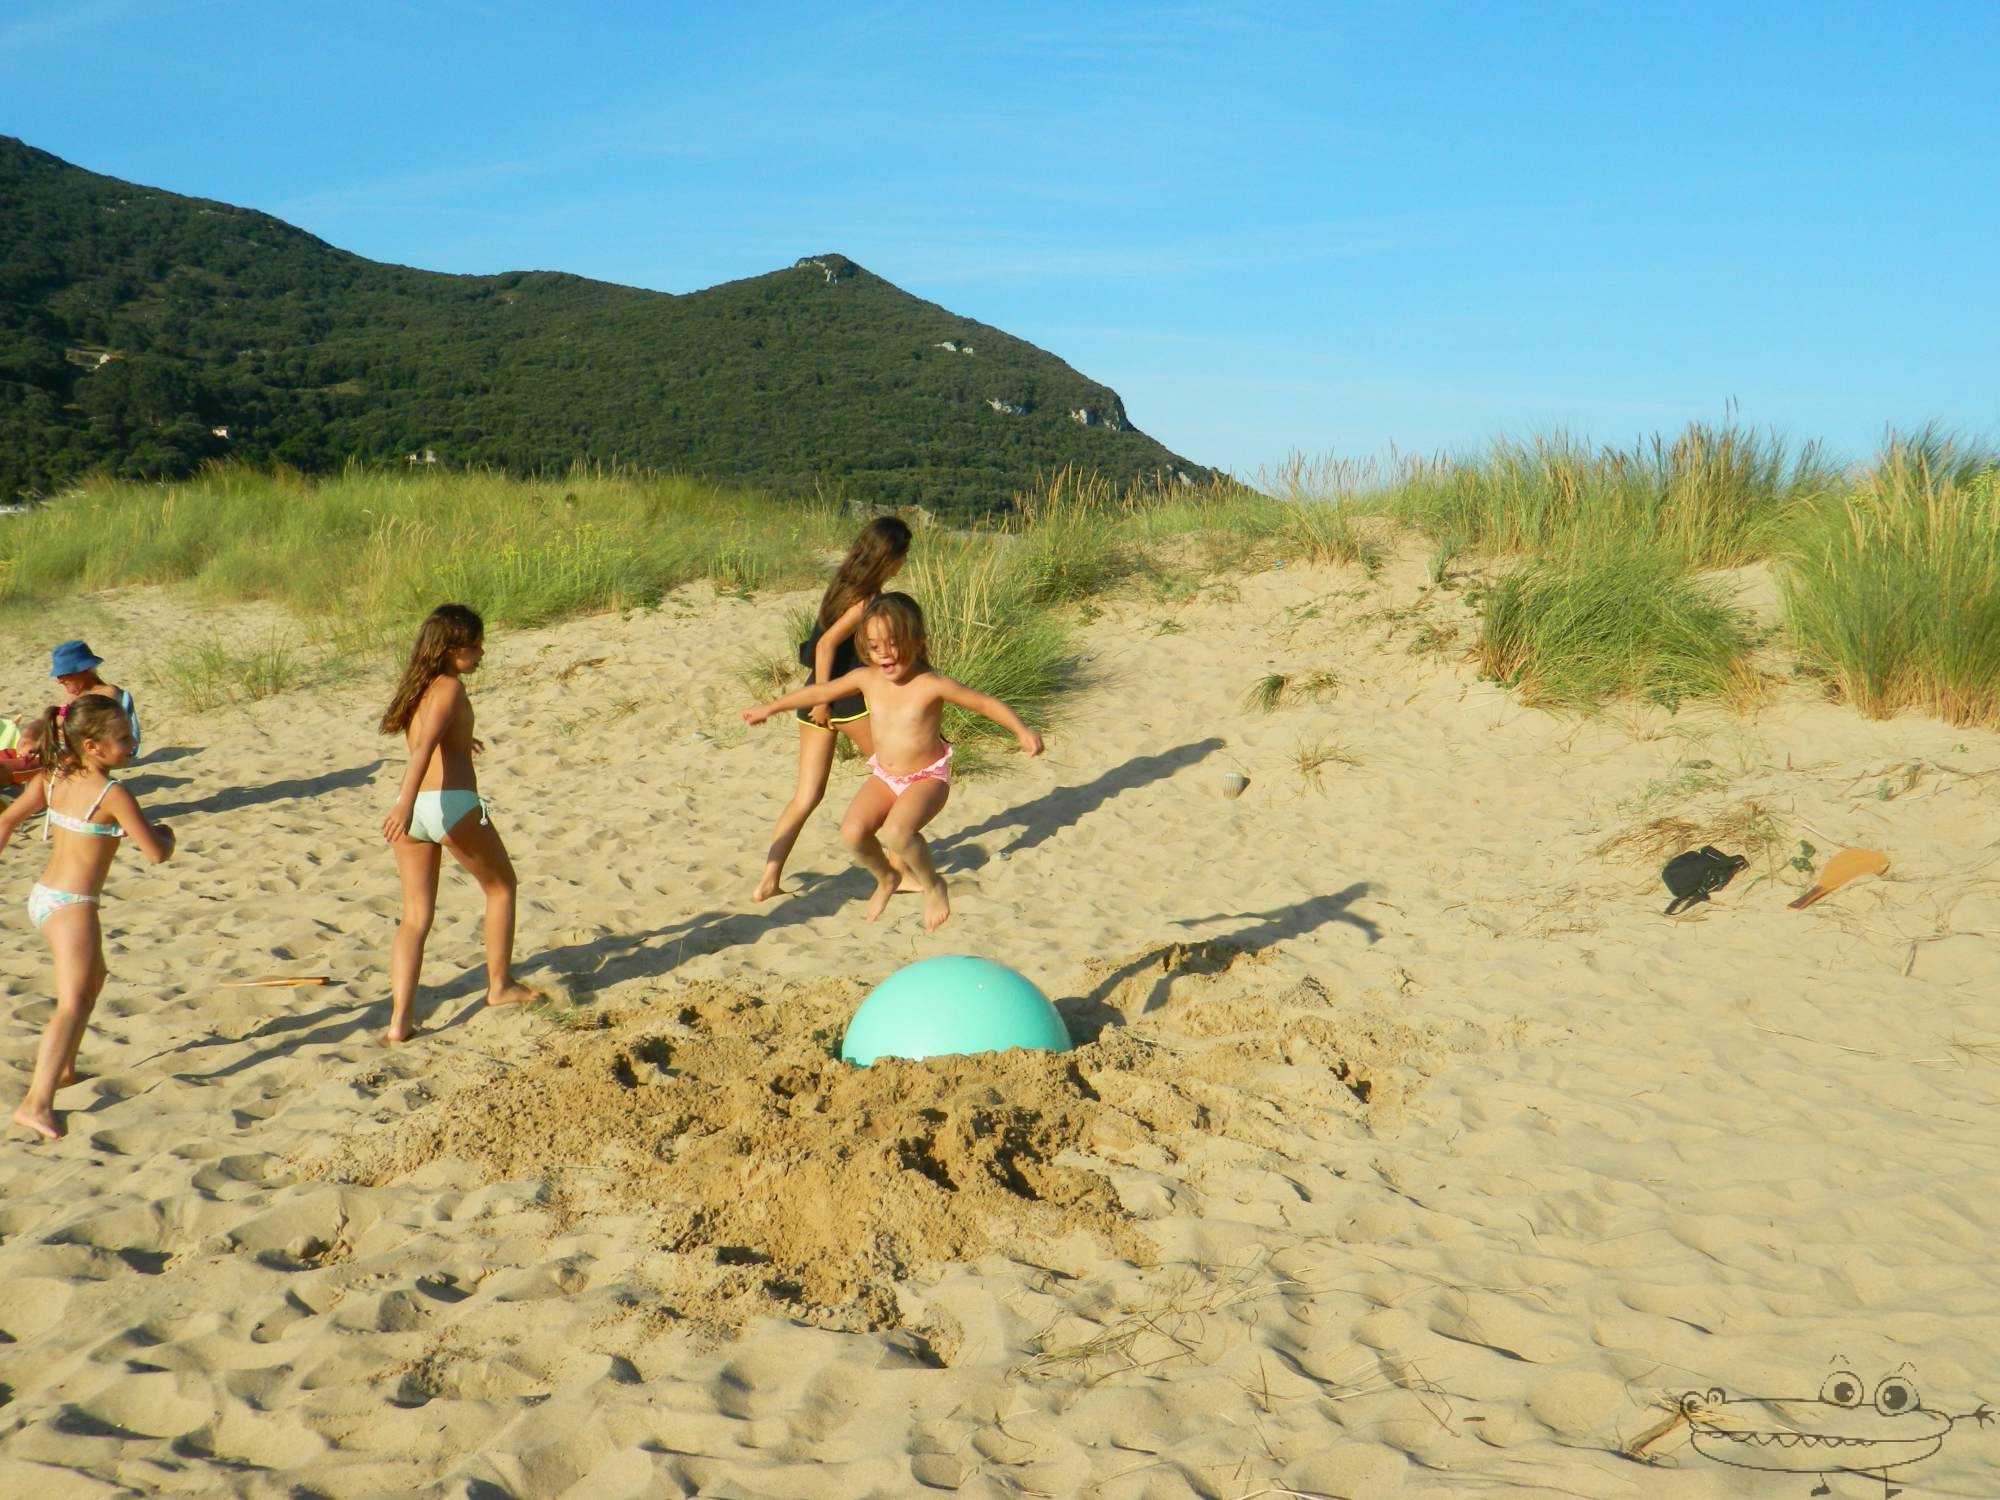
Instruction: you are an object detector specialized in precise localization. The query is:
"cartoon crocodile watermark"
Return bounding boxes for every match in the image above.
[1677,1360,1991,1497]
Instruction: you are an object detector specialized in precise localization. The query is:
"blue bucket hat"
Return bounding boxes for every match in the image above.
[49,640,105,678]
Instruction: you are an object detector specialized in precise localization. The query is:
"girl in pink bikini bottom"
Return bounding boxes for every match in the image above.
[868,744,952,795]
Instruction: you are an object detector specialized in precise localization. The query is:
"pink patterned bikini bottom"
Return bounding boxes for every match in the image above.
[868,745,953,797]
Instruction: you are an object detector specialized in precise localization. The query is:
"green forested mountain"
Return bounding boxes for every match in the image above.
[0,137,1205,514]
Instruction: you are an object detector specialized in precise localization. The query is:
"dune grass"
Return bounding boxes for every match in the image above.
[146,629,308,712]
[1474,551,1760,712]
[1357,420,2000,718]
[1780,438,2000,727]
[1243,670,1341,713]
[8,426,1999,737]
[0,463,853,643]
[1379,422,1829,568]
[1001,467,1133,606]
[900,535,1078,769]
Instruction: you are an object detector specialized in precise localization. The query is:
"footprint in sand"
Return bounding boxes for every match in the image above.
[249,1290,322,1345]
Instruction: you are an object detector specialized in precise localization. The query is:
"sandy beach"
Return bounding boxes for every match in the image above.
[3,544,1998,1499]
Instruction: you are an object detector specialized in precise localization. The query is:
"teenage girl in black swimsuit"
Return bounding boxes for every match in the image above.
[752,515,912,900]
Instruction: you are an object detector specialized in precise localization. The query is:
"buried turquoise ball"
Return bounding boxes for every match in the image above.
[840,955,1073,1066]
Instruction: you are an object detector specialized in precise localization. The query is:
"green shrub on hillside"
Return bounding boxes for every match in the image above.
[0,138,1204,515]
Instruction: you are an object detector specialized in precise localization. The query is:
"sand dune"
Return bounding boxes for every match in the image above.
[3,548,1998,1498]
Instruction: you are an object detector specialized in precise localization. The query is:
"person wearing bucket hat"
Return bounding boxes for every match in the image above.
[49,641,141,758]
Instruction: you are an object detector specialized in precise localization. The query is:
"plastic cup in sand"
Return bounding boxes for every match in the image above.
[1221,771,1250,800]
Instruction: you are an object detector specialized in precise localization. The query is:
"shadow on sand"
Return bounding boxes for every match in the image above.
[518,740,1232,989]
[1056,881,1381,1041]
[932,736,1227,861]
[150,760,386,820]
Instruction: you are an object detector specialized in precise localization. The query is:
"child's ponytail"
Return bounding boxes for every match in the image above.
[37,698,128,776]
[33,704,63,776]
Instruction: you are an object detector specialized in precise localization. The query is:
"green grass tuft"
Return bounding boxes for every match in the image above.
[146,630,308,712]
[900,536,1077,766]
[1780,438,2000,727]
[1381,421,1829,568]
[1475,552,1758,712]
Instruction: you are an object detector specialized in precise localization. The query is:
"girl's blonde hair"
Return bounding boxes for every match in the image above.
[858,592,929,670]
[380,604,484,735]
[36,697,129,776]
[818,516,913,630]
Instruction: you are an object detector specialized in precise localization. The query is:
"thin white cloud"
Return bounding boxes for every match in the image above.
[268,154,567,229]
[895,221,1451,285]
[0,0,224,56]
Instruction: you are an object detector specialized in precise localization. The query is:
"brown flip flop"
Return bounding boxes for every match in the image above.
[1788,848,1889,910]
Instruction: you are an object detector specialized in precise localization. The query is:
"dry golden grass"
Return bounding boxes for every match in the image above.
[1594,798,1787,872]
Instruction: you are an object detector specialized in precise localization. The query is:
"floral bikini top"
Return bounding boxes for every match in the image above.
[44,775,123,840]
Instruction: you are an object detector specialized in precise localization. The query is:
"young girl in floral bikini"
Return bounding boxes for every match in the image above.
[0,696,174,1139]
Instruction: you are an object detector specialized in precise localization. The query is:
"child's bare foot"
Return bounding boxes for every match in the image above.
[12,1104,60,1140]
[922,881,951,934]
[865,873,899,923]
[486,982,539,1008]
[56,1067,90,1088]
[381,1026,418,1046]
[752,868,784,902]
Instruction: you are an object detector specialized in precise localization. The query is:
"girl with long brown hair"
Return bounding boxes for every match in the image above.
[378,603,537,1042]
[752,514,913,900]
[0,695,174,1138]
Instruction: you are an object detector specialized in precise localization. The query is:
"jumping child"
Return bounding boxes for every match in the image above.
[0,697,174,1139]
[378,604,537,1043]
[744,592,1042,933]
[752,515,914,901]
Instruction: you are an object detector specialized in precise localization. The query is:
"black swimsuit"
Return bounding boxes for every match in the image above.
[795,625,867,727]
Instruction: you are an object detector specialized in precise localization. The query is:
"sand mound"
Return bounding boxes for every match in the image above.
[308,980,1150,1336]
[304,956,1412,1342]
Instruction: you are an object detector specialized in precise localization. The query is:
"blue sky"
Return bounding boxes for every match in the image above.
[5,0,1995,476]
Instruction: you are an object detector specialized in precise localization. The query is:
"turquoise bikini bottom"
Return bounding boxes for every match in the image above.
[28,882,98,929]
[409,789,486,843]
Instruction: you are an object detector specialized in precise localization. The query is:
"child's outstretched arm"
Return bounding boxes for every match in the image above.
[744,669,869,726]
[936,677,1044,757]
[103,785,174,863]
[0,775,48,855]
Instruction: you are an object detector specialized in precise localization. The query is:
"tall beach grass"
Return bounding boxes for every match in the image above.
[7,429,1999,735]
[1780,438,2000,727]
[1475,551,1759,711]
[900,535,1077,768]
[0,463,854,645]
[1379,422,1830,568]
